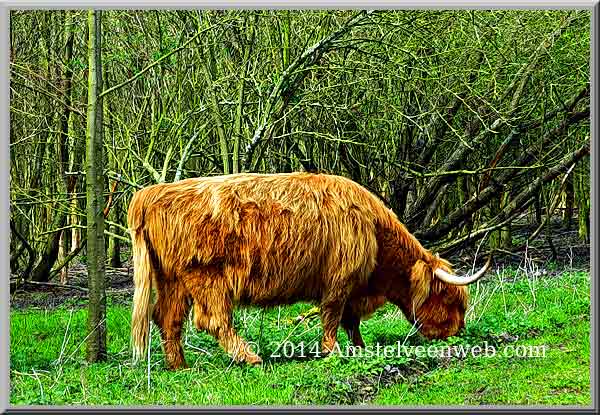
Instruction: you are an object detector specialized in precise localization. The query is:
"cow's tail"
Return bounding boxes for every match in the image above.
[129,190,153,364]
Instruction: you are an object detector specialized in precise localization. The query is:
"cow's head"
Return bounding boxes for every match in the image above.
[392,255,491,339]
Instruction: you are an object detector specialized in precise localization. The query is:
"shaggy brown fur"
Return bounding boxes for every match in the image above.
[129,172,468,369]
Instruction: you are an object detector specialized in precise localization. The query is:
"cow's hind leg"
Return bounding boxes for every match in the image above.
[184,268,262,365]
[152,280,191,370]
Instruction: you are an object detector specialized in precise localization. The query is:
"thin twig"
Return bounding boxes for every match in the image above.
[174,130,202,182]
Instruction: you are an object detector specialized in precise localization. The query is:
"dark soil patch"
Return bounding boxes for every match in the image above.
[451,216,590,273]
[10,261,134,310]
[349,362,429,404]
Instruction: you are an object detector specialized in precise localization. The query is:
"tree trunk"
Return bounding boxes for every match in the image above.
[58,10,75,285]
[108,204,122,268]
[499,189,512,249]
[563,173,574,229]
[58,230,69,284]
[390,179,410,221]
[488,195,503,250]
[198,20,230,175]
[70,193,81,253]
[576,167,590,243]
[534,193,542,225]
[10,220,36,281]
[30,10,77,284]
[30,211,67,282]
[232,13,256,174]
[85,9,107,363]
[578,201,590,243]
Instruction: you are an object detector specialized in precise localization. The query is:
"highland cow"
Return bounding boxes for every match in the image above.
[129,172,490,369]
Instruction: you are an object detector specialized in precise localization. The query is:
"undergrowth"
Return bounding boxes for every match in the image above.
[9,268,591,406]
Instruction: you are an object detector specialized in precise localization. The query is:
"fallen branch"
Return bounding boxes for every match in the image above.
[418,138,590,243]
[14,280,88,292]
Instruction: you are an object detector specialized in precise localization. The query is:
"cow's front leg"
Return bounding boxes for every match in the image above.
[184,269,262,365]
[319,297,346,355]
[341,295,387,348]
[194,300,262,365]
[341,307,365,348]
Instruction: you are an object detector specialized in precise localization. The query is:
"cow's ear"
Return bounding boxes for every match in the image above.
[410,259,432,311]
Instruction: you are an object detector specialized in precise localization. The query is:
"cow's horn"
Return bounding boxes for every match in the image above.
[434,256,492,286]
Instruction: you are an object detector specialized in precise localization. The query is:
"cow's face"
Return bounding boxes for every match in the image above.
[391,258,469,339]
[412,280,468,339]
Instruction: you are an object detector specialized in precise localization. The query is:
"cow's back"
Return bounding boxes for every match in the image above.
[140,173,388,304]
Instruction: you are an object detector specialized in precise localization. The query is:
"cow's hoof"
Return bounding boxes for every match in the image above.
[167,360,189,371]
[246,354,263,365]
[321,341,339,356]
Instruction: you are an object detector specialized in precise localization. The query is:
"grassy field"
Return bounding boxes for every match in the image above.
[10,266,591,407]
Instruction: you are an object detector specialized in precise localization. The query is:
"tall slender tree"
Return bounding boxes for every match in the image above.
[85,8,107,363]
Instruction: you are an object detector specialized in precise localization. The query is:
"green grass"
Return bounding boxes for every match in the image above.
[10,269,591,406]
